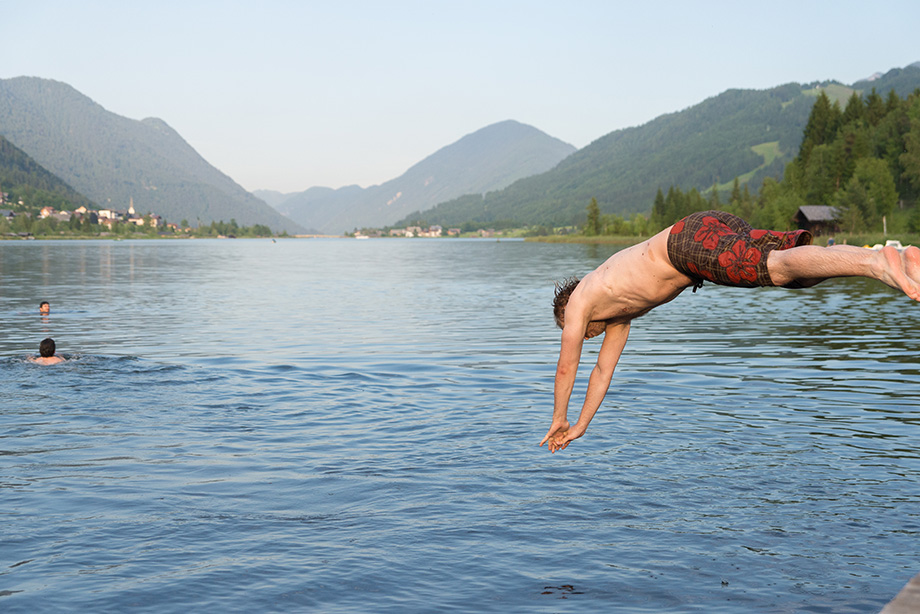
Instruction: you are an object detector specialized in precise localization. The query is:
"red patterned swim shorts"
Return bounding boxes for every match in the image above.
[666,210,812,288]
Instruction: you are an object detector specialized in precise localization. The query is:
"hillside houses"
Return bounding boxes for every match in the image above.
[8,197,164,231]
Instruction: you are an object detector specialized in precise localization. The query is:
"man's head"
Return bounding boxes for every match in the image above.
[554,276,607,339]
[553,277,580,329]
[39,301,50,315]
[39,338,56,358]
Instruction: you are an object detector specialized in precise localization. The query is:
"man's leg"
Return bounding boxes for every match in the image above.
[767,244,920,301]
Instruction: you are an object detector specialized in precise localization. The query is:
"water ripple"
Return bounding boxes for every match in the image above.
[1,239,918,612]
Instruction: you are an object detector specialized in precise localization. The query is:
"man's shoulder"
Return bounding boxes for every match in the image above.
[30,356,65,365]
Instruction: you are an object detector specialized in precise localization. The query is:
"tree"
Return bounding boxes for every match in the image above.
[836,184,867,233]
[650,188,666,229]
[849,158,898,226]
[841,92,865,127]
[584,198,601,236]
[801,144,838,204]
[738,183,755,221]
[729,177,742,211]
[831,123,871,189]
[755,177,805,231]
[900,96,920,195]
[865,88,886,126]
[631,213,649,236]
[11,212,33,234]
[603,213,627,235]
[885,89,902,115]
[797,91,840,167]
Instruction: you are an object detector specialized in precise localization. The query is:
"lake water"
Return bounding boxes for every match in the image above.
[1,237,918,613]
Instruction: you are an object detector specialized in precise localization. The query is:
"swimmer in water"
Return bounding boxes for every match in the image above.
[39,301,50,315]
[29,338,65,365]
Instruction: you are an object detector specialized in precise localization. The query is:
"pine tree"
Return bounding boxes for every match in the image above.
[841,92,865,127]
[865,88,886,126]
[885,89,902,114]
[729,177,742,210]
[651,187,666,229]
[584,197,601,236]
[798,91,840,166]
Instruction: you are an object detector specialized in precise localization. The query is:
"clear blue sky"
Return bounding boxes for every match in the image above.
[4,0,919,193]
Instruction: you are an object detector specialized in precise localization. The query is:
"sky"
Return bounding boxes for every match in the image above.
[3,0,919,194]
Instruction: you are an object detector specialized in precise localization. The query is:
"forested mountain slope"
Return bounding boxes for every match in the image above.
[0,134,95,210]
[400,65,920,229]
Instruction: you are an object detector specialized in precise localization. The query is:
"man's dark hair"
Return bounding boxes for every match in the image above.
[39,301,49,309]
[39,338,56,358]
[553,277,580,329]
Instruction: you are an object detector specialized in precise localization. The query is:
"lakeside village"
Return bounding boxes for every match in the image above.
[0,193,168,238]
[0,193,277,239]
[353,225,502,239]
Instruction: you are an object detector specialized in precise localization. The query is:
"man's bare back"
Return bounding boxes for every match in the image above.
[29,355,65,365]
[542,211,920,454]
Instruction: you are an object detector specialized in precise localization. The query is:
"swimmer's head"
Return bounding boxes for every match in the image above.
[553,277,580,329]
[39,301,50,315]
[39,338,56,358]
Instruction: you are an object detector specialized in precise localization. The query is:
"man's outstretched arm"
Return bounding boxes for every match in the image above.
[541,321,631,453]
[540,324,586,449]
[564,321,630,446]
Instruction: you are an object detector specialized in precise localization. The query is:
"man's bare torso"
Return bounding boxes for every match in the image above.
[568,227,693,325]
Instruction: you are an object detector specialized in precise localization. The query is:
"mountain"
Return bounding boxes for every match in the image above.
[400,63,920,229]
[0,134,95,209]
[271,120,576,234]
[0,77,305,234]
[252,189,290,209]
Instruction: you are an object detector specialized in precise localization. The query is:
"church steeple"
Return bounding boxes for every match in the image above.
[128,197,136,216]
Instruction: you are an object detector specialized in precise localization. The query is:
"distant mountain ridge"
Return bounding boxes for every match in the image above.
[268,120,576,234]
[402,63,920,229]
[4,62,919,236]
[0,77,305,233]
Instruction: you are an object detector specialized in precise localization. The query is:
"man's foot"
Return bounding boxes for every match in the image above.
[878,245,920,301]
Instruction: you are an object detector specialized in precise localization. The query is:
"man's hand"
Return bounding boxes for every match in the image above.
[540,420,587,453]
[540,419,570,451]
